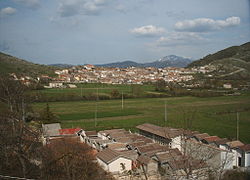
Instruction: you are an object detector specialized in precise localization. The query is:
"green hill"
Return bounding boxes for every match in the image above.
[0,52,59,77]
[188,42,250,79]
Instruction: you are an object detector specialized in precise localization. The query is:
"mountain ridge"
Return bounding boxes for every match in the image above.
[96,55,193,68]
[188,42,250,80]
[188,42,250,67]
[0,52,58,77]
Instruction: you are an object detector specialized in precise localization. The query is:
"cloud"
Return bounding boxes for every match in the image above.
[130,25,166,37]
[58,0,112,17]
[0,7,17,17]
[155,32,207,47]
[13,0,40,9]
[175,17,240,32]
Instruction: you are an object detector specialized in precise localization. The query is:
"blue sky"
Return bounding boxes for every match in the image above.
[0,0,249,64]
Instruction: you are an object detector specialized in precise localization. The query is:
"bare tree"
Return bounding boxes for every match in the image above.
[0,75,114,180]
[0,75,27,114]
[40,137,114,180]
[0,111,42,179]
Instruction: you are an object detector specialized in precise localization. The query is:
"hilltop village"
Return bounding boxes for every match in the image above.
[53,65,212,85]
[10,64,215,87]
[43,123,250,180]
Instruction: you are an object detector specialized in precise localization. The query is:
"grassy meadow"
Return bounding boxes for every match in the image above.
[33,93,250,144]
[33,83,156,98]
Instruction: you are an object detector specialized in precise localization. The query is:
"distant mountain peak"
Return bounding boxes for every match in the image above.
[158,55,187,62]
[96,55,193,68]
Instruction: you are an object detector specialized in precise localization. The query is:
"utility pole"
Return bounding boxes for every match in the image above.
[121,91,124,110]
[81,85,83,97]
[237,112,239,140]
[95,102,97,127]
[94,88,99,127]
[164,100,167,125]
[96,88,99,100]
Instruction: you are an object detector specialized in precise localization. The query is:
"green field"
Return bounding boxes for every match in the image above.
[35,83,155,96]
[33,93,250,144]
[32,83,162,101]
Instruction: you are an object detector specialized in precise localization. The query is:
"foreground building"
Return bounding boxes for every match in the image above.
[97,148,133,174]
[43,123,249,180]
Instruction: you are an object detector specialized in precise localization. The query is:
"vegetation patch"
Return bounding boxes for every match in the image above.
[33,94,250,144]
[58,109,141,121]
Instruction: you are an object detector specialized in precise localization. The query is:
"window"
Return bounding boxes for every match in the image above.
[120,163,126,171]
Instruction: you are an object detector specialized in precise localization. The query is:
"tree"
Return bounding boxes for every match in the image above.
[131,85,143,97]
[40,137,114,180]
[0,75,113,180]
[0,110,42,179]
[155,79,167,92]
[0,75,27,114]
[110,89,120,98]
[39,103,58,124]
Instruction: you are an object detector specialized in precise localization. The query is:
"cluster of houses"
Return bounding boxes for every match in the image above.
[42,123,250,180]
[54,65,195,84]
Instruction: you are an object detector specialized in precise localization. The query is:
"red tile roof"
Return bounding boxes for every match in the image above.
[239,144,250,152]
[193,133,210,140]
[202,136,221,143]
[59,128,81,135]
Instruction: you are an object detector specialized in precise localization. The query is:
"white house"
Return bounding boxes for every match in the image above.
[67,84,77,88]
[96,148,132,174]
[186,139,234,171]
[49,82,63,88]
[219,140,244,167]
[136,123,183,149]
[137,155,158,175]
[239,144,250,167]
[223,83,232,89]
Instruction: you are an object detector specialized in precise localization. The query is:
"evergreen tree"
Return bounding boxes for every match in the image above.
[40,103,58,124]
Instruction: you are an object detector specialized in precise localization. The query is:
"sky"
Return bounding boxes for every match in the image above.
[0,0,250,65]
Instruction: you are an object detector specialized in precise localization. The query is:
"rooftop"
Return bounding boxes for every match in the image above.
[136,143,169,155]
[239,144,250,152]
[96,148,132,164]
[202,136,221,143]
[108,143,127,150]
[59,128,81,135]
[193,133,210,140]
[154,148,182,163]
[136,123,183,139]
[42,123,61,137]
[226,140,244,148]
[85,130,98,137]
[137,155,155,165]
